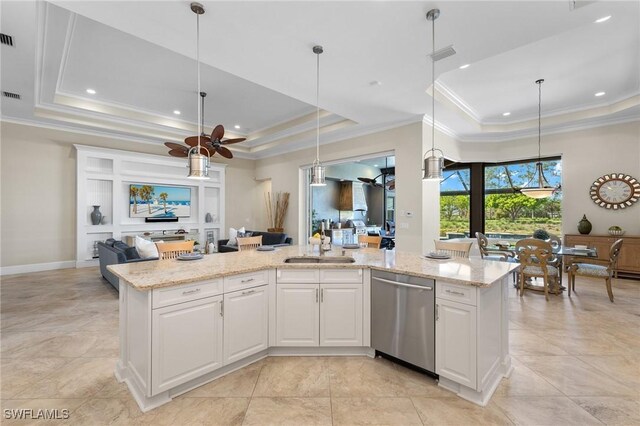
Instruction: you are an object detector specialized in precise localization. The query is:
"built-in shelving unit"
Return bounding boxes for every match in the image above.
[76,145,226,268]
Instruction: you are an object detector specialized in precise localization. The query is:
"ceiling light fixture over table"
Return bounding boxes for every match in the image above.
[164,3,246,178]
[310,45,326,187]
[520,79,556,199]
[422,8,445,181]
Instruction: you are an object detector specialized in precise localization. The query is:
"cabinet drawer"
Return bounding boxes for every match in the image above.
[152,279,223,309]
[277,268,320,284]
[224,270,269,293]
[436,281,477,306]
[319,268,363,284]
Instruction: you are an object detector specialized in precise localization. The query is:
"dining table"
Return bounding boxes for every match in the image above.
[487,243,598,294]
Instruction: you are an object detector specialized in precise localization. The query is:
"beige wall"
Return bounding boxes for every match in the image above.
[0,122,258,267]
[447,121,640,236]
[255,122,425,252]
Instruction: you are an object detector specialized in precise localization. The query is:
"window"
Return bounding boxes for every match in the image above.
[484,158,562,240]
[440,167,470,239]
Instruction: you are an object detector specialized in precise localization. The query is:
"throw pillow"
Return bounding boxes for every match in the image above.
[124,247,141,260]
[228,227,245,246]
[135,236,159,259]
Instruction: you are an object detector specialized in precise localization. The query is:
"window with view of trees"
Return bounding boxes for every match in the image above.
[440,167,471,238]
[484,159,562,240]
[439,158,562,240]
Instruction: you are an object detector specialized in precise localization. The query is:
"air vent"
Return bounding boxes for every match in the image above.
[2,91,21,100]
[429,45,456,62]
[569,1,595,11]
[0,33,13,46]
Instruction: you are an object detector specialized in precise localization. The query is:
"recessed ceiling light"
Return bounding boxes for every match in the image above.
[234,125,241,129]
[173,110,181,115]
[459,64,470,69]
[594,15,611,23]
[86,88,96,95]
[502,112,511,116]
[594,91,606,97]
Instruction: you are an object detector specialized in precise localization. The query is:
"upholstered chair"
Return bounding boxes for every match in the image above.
[568,239,623,302]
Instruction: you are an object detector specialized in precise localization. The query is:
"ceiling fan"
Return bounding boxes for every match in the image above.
[358,173,395,190]
[164,92,246,159]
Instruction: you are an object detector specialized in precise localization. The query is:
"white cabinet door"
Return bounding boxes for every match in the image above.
[436,298,477,389]
[223,285,269,365]
[151,295,223,395]
[276,284,319,346]
[320,283,363,346]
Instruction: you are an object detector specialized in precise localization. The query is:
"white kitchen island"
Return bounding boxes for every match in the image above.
[108,245,517,412]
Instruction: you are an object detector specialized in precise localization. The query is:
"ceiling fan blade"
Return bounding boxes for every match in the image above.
[211,124,225,141]
[216,146,233,159]
[221,138,246,145]
[165,142,188,151]
[184,135,211,147]
[358,177,375,184]
[168,149,188,158]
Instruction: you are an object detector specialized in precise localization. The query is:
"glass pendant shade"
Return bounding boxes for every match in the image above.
[310,163,326,186]
[422,148,444,180]
[187,147,209,180]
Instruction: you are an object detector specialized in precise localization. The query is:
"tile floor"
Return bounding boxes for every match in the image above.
[1,268,638,425]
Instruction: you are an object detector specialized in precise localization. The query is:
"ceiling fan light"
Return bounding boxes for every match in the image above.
[310,163,326,186]
[422,151,444,181]
[187,149,209,179]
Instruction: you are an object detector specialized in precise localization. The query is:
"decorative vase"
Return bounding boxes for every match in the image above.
[268,227,284,233]
[577,214,592,235]
[205,213,213,223]
[90,205,103,225]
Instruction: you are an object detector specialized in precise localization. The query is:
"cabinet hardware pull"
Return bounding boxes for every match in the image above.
[435,304,439,321]
[242,289,256,295]
[445,289,465,296]
[182,288,201,295]
[220,301,224,317]
[316,288,319,303]
[241,278,255,283]
[321,288,324,303]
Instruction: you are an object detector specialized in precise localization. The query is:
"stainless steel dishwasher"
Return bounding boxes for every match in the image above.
[371,270,435,373]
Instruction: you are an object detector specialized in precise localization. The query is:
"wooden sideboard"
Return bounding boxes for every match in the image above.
[565,234,640,277]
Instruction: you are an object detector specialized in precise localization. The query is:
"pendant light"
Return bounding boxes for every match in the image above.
[187,2,210,180]
[310,45,326,186]
[422,9,445,181]
[520,79,555,199]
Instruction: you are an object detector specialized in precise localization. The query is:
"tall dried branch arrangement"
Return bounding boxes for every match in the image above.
[264,191,290,229]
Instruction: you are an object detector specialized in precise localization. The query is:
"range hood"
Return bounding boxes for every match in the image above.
[338,181,367,211]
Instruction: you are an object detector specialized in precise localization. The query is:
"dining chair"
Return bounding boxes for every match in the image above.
[434,240,473,259]
[358,235,382,248]
[567,239,623,302]
[546,234,564,286]
[156,240,195,260]
[237,235,263,252]
[475,232,517,282]
[515,238,558,301]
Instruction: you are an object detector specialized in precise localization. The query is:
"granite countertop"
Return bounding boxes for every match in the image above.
[108,245,519,291]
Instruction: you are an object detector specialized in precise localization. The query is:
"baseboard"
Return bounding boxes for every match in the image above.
[0,260,76,276]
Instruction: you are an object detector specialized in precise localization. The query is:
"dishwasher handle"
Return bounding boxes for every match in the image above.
[372,276,433,291]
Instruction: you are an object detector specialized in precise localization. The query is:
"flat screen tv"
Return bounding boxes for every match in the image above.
[129,184,191,218]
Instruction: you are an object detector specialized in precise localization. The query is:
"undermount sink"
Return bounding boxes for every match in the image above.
[284,256,356,264]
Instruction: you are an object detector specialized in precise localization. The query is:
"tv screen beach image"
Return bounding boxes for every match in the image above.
[129,184,191,218]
